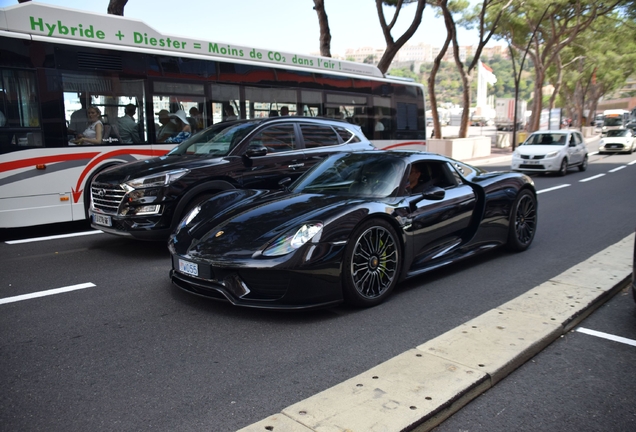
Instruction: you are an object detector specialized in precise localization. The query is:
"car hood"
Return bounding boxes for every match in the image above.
[171,189,371,259]
[95,155,228,183]
[517,144,565,155]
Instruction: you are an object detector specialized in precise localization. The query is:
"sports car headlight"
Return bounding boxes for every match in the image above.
[181,204,202,227]
[123,169,189,190]
[545,151,559,158]
[262,222,323,257]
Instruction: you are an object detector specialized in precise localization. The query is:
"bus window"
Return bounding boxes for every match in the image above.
[373,97,391,140]
[210,83,240,123]
[0,69,42,148]
[152,81,206,140]
[300,90,322,117]
[63,74,146,145]
[245,87,296,119]
[325,93,367,124]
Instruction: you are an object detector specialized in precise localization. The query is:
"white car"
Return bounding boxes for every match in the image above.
[511,130,588,176]
[598,128,635,154]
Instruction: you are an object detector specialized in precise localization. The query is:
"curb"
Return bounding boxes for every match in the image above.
[238,233,634,432]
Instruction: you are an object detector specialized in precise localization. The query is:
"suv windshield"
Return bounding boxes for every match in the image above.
[167,122,258,156]
[523,133,568,145]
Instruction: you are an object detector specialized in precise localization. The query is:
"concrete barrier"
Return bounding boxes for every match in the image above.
[427,136,491,159]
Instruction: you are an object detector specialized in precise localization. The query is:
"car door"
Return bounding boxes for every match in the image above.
[239,123,307,190]
[567,132,585,164]
[405,162,477,269]
[297,122,352,170]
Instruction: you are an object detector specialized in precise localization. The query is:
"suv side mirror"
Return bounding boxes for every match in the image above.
[245,144,268,158]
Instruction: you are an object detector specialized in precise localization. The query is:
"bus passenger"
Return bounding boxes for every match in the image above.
[68,94,89,137]
[165,110,191,144]
[224,106,237,121]
[280,106,290,116]
[118,104,140,143]
[72,106,103,145]
[156,109,178,142]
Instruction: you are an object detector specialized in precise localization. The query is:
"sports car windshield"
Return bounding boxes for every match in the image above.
[292,153,406,198]
[167,122,258,156]
[523,133,567,145]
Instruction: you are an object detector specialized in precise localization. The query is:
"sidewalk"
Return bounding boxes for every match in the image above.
[239,233,633,432]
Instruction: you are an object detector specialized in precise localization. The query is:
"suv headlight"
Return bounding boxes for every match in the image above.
[123,169,190,191]
[262,222,323,257]
[545,151,559,158]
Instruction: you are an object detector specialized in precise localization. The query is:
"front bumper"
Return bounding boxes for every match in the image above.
[89,209,173,240]
[169,243,347,309]
[511,156,561,172]
[599,142,630,153]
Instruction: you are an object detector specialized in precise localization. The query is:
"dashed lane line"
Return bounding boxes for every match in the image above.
[537,184,570,194]
[579,173,606,183]
[609,166,627,173]
[5,230,103,245]
[576,327,636,348]
[0,283,96,305]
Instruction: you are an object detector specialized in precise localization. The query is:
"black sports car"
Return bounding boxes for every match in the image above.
[169,151,538,309]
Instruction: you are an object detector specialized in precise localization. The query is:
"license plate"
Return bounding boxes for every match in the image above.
[178,259,199,277]
[93,213,112,227]
[526,160,541,165]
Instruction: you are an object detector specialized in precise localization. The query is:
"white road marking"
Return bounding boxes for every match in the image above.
[579,174,605,183]
[5,230,103,245]
[537,184,571,194]
[0,283,97,305]
[609,166,626,173]
[628,160,636,166]
[576,327,636,347]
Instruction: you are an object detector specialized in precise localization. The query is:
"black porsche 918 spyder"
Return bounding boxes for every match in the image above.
[168,151,537,309]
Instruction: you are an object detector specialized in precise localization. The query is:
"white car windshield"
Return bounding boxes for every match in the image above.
[606,130,629,137]
[523,133,568,145]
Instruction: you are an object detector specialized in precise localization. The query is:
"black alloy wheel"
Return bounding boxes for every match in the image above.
[342,219,400,307]
[506,189,537,252]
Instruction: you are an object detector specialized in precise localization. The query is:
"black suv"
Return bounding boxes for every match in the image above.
[89,117,376,240]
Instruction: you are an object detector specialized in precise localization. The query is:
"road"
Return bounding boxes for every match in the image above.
[1,139,635,431]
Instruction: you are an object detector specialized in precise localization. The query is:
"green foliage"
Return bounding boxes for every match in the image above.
[387,55,535,106]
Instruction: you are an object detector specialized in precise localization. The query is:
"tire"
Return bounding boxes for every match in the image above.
[578,155,588,171]
[506,189,537,252]
[557,158,568,176]
[342,219,401,307]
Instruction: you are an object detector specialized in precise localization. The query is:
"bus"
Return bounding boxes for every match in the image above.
[0,2,427,229]
[602,109,630,134]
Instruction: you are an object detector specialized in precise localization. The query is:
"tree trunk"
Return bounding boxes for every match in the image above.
[313,0,332,57]
[107,0,128,16]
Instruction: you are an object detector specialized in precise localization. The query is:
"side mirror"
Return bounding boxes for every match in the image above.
[421,186,445,201]
[245,144,268,158]
[278,177,292,189]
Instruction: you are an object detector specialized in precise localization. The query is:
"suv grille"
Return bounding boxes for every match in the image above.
[91,182,125,214]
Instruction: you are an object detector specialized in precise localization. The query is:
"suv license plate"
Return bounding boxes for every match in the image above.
[93,214,112,227]
[179,259,199,277]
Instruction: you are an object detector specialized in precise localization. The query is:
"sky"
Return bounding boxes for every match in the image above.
[0,0,494,56]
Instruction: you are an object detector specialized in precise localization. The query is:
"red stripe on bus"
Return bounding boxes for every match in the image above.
[382,141,427,150]
[0,152,100,173]
[72,148,169,202]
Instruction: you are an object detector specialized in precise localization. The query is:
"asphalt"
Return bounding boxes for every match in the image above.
[237,133,632,432]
